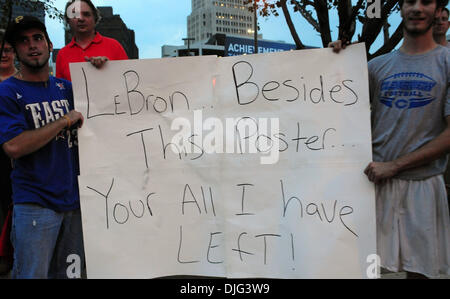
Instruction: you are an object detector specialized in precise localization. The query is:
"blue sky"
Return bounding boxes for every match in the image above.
[45,0,405,59]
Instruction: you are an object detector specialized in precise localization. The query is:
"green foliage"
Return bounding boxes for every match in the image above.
[244,0,403,59]
[0,0,63,29]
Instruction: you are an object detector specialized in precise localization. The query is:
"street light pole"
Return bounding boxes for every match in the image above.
[253,1,258,54]
[182,37,195,56]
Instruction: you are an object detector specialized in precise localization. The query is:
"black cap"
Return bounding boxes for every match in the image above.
[5,15,49,46]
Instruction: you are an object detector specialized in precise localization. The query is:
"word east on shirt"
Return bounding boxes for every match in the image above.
[0,76,80,212]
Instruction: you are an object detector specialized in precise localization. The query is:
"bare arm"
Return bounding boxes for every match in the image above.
[365,116,450,184]
[2,110,83,159]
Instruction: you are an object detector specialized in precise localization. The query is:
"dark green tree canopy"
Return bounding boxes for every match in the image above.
[0,0,62,29]
[245,0,403,60]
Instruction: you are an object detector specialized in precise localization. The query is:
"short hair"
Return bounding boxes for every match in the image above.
[399,0,449,8]
[442,7,450,17]
[64,0,101,24]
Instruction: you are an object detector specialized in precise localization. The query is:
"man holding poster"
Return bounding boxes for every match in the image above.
[331,0,450,279]
[56,0,128,82]
[0,16,85,278]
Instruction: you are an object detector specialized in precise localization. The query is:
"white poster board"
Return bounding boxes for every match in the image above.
[71,43,376,279]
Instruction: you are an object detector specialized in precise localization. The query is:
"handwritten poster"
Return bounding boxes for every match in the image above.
[71,43,376,279]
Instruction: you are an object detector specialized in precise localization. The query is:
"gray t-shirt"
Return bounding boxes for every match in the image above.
[368,45,450,180]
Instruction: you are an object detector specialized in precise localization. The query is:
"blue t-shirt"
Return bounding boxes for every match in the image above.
[0,76,80,212]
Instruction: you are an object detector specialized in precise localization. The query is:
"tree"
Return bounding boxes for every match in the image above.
[0,0,62,29]
[244,0,403,60]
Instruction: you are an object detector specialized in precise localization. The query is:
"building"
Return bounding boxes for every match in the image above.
[162,39,224,57]
[10,2,45,24]
[94,7,139,59]
[164,0,294,58]
[64,6,139,59]
[0,0,45,29]
[162,33,297,58]
[187,0,259,44]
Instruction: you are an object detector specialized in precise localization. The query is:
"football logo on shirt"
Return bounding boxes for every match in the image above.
[379,72,437,109]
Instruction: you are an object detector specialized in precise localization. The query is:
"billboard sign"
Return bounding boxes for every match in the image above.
[225,36,296,56]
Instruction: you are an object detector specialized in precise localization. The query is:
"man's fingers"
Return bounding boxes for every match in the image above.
[74,111,84,128]
[364,163,374,175]
[77,113,84,128]
[364,163,377,183]
[85,56,109,68]
[364,164,370,175]
[328,39,352,53]
[328,40,342,53]
[65,110,84,128]
[328,41,338,48]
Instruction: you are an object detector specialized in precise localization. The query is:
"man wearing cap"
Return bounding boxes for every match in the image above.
[0,15,85,278]
[56,0,128,81]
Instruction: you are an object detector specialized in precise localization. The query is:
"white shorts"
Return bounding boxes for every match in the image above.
[376,175,450,278]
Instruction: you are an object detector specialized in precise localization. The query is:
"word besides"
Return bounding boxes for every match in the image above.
[232,61,359,106]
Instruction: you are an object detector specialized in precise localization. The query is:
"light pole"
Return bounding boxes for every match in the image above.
[253,1,258,54]
[182,37,195,56]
